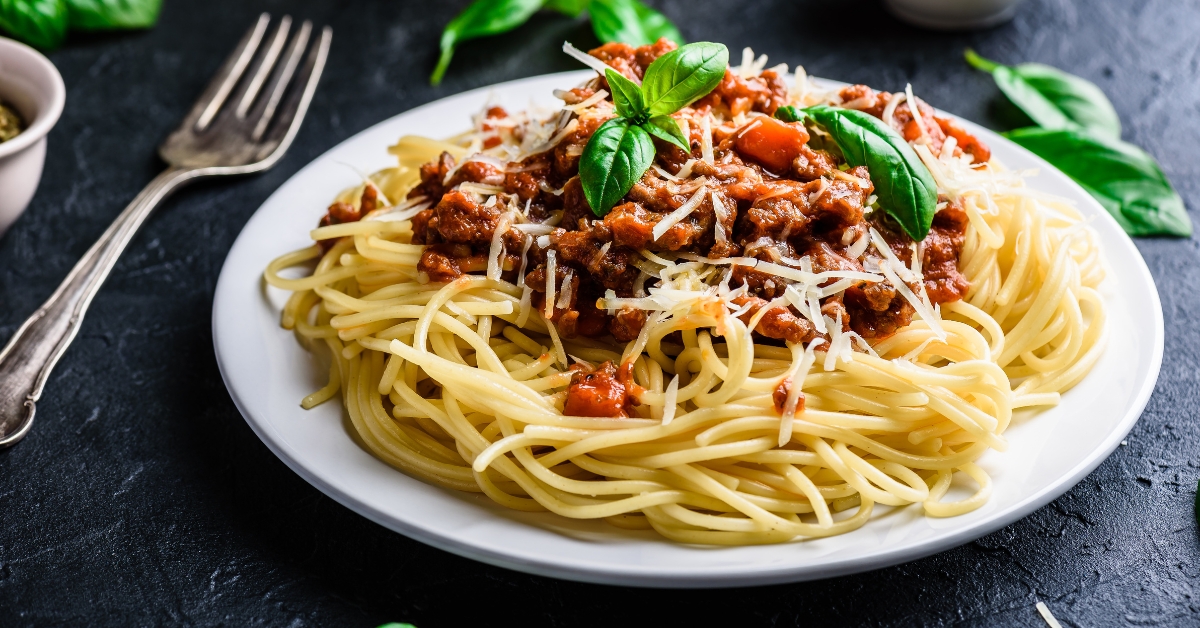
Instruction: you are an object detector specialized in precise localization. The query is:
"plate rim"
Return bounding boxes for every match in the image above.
[212,70,1164,588]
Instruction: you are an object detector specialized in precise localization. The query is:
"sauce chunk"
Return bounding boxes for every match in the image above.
[564,361,629,417]
[735,117,809,173]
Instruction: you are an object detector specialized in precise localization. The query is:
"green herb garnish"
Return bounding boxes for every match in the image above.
[966,48,1191,237]
[430,0,683,86]
[775,104,937,241]
[577,41,727,216]
[0,0,161,50]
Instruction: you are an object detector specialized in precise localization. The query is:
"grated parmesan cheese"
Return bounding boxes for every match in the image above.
[458,182,505,198]
[882,91,905,129]
[779,340,819,446]
[562,41,615,77]
[562,89,609,113]
[544,250,557,318]
[847,230,871,259]
[661,374,680,425]
[555,269,575,310]
[652,186,708,241]
[699,115,714,163]
[870,227,946,340]
[905,84,932,146]
[542,312,568,367]
[516,234,533,288]
[486,213,512,281]
[711,190,728,244]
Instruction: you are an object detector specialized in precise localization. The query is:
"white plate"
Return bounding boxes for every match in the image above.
[212,71,1163,587]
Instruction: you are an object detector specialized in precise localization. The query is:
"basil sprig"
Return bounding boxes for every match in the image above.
[776,104,937,241]
[966,49,1191,237]
[431,0,683,86]
[578,42,728,216]
[0,0,161,50]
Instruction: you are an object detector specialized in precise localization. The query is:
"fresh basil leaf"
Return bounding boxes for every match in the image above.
[588,0,682,47]
[643,114,689,153]
[605,68,645,120]
[66,0,161,30]
[580,117,655,216]
[1005,127,1192,237]
[774,105,807,123]
[543,0,590,17]
[431,0,543,86]
[0,0,67,49]
[641,41,728,117]
[803,105,937,241]
[965,49,1121,139]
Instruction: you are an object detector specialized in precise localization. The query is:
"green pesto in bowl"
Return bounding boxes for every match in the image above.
[0,101,24,143]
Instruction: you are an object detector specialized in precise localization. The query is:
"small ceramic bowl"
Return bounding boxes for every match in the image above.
[884,0,1028,30]
[0,37,65,236]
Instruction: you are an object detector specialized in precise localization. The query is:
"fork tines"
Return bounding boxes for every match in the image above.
[186,13,331,145]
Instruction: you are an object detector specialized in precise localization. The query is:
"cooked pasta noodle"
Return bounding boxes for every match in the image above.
[264,53,1105,545]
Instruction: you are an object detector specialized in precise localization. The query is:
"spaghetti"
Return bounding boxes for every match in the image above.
[265,43,1106,545]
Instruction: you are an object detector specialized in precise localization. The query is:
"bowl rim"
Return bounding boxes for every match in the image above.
[0,36,66,160]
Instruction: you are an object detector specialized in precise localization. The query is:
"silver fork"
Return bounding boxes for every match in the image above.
[0,14,332,448]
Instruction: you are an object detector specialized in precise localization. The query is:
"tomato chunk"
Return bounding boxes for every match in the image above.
[734,116,810,173]
[564,361,627,417]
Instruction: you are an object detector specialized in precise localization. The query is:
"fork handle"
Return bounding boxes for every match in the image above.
[0,165,199,447]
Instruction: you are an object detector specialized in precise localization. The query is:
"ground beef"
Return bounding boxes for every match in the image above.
[433,190,500,244]
[733,295,816,344]
[610,307,647,342]
[401,48,983,350]
[922,203,971,304]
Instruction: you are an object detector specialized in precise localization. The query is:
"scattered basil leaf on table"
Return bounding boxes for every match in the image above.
[580,118,655,214]
[588,0,682,47]
[430,0,543,86]
[67,0,161,30]
[575,41,728,216]
[0,0,68,50]
[966,48,1191,237]
[965,48,1120,138]
[1005,127,1192,237]
[542,0,589,16]
[778,105,937,241]
[431,0,685,85]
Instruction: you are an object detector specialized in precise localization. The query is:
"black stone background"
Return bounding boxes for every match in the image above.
[1,0,1198,625]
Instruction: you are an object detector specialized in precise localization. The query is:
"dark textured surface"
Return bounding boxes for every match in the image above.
[1,0,1198,625]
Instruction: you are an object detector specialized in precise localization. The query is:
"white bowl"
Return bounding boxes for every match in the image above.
[884,0,1028,29]
[0,37,65,236]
